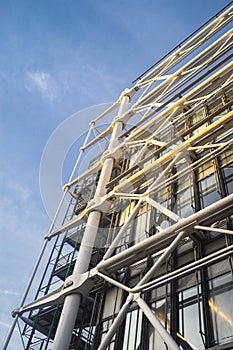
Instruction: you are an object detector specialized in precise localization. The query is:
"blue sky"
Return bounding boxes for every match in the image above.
[0,0,230,347]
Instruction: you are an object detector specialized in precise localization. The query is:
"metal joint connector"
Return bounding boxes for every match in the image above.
[86,195,111,214]
[63,183,71,191]
[12,308,19,318]
[129,292,141,302]
[175,220,199,235]
[118,87,137,102]
[114,109,134,125]
[101,146,122,162]
[89,120,95,127]
[63,279,74,289]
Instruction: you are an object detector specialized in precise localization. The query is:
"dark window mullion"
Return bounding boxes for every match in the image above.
[199,242,215,348]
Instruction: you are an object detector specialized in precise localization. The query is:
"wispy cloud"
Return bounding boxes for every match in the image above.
[0,320,11,329]
[25,70,60,102]
[0,289,20,296]
[6,180,32,201]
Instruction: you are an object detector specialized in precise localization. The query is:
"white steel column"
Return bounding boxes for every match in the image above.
[52,95,130,350]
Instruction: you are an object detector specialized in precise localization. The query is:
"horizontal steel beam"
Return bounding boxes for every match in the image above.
[97,194,233,273]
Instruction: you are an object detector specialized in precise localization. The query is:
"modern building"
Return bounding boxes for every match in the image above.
[4,3,233,350]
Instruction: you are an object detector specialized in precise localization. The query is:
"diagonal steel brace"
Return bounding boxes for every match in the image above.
[12,269,100,317]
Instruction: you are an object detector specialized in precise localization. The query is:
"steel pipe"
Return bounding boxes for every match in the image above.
[136,231,185,288]
[98,194,233,272]
[137,244,233,293]
[52,96,130,350]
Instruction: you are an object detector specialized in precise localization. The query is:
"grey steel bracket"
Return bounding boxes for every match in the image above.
[118,87,138,102]
[114,109,134,125]
[101,144,123,162]
[12,270,102,317]
[86,194,111,215]
[130,292,141,301]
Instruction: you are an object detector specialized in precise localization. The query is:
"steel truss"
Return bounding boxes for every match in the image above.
[4,3,233,350]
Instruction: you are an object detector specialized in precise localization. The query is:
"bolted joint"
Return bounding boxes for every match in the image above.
[12,308,19,318]
[86,195,111,214]
[63,278,74,289]
[44,235,51,241]
[62,272,96,300]
[63,183,71,191]
[125,294,134,304]
[13,271,96,318]
[128,292,141,302]
[89,120,95,127]
[114,109,134,125]
[118,87,137,102]
[101,145,123,162]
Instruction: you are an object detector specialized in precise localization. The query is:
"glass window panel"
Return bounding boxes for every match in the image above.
[189,108,207,136]
[197,160,214,180]
[208,273,233,346]
[116,225,132,251]
[148,326,167,350]
[179,286,204,349]
[220,149,233,167]
[206,89,226,114]
[175,187,195,218]
[151,196,173,231]
[177,272,196,290]
[223,164,233,195]
[149,299,170,350]
[100,319,116,347]
[207,259,231,279]
[102,320,108,332]
[151,283,170,300]
[136,308,143,349]
[199,174,220,207]
[123,308,142,350]
[118,201,135,226]
[133,205,151,244]
[102,287,122,318]
[134,212,147,242]
[122,313,130,350]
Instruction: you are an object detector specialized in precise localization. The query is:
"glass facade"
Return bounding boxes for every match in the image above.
[7,4,233,350]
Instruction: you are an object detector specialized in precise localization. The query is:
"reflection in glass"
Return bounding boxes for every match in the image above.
[123,308,142,350]
[149,299,170,350]
[179,286,204,349]
[199,174,219,207]
[209,274,233,346]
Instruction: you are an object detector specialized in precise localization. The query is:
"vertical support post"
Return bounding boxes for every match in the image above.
[3,125,94,350]
[2,239,49,350]
[52,95,130,350]
[136,297,180,350]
